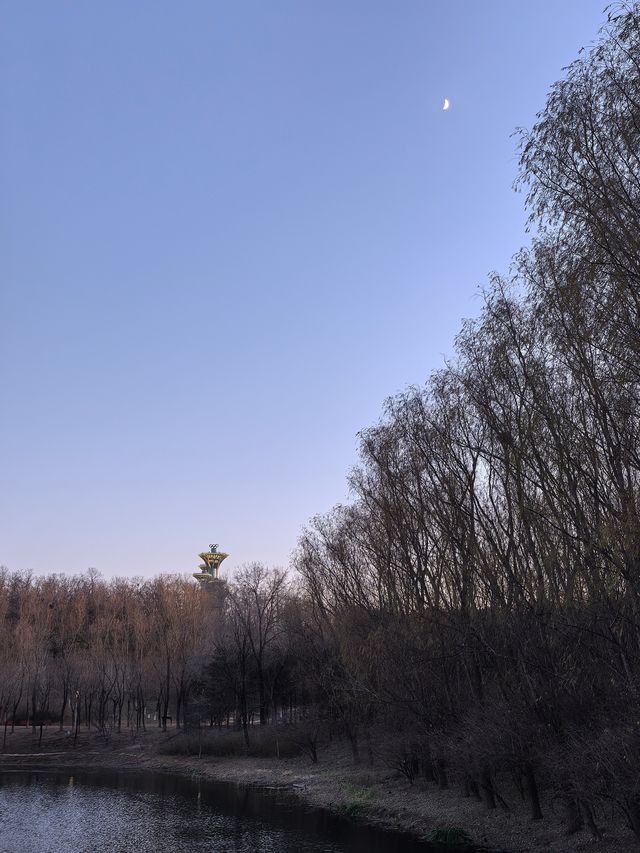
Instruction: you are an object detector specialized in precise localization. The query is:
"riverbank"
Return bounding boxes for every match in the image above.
[0,728,636,851]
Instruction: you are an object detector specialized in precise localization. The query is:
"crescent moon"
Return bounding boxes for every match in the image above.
[443,98,450,111]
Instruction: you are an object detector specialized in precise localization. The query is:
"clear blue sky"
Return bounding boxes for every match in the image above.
[1,1,607,578]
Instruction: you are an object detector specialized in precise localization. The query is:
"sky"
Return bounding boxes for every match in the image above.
[1,1,608,579]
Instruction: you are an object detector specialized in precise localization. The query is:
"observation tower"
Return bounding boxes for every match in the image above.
[193,543,228,585]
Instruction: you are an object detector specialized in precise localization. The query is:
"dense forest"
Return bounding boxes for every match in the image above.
[3,3,640,842]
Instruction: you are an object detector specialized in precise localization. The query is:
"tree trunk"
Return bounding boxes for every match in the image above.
[59,685,68,732]
[625,799,640,840]
[523,762,543,820]
[11,694,21,734]
[163,653,171,732]
[258,671,267,726]
[562,796,583,835]
[579,799,601,839]
[480,766,496,809]
[242,712,250,749]
[437,759,449,790]
[176,689,182,730]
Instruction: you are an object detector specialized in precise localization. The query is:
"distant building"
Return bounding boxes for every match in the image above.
[192,543,228,584]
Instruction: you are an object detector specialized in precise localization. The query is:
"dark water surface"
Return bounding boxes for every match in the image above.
[0,769,464,853]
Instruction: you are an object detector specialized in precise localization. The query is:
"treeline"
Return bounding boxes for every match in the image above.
[297,4,640,839]
[0,569,211,740]
[0,565,300,742]
[0,564,333,764]
[2,3,640,842]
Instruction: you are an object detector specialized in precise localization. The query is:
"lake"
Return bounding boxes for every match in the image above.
[0,769,457,852]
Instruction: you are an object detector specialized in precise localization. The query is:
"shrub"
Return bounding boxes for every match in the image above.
[337,801,365,820]
[427,826,473,846]
[158,726,304,759]
[336,784,375,821]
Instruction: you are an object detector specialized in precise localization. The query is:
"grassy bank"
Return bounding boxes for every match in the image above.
[0,727,635,851]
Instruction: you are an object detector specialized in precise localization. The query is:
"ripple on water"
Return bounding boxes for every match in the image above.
[0,771,434,853]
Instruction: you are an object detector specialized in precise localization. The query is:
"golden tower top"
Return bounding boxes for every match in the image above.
[193,543,228,584]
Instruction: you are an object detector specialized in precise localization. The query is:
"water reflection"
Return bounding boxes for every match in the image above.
[0,769,457,852]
